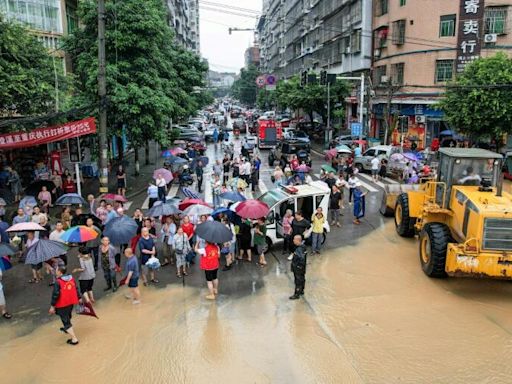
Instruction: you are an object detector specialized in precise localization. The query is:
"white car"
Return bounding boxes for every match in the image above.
[258,181,331,249]
[204,125,218,141]
[354,145,401,172]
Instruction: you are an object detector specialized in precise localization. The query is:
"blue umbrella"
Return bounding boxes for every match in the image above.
[0,243,16,256]
[191,156,209,168]
[182,187,201,199]
[162,149,173,158]
[195,221,233,244]
[24,240,68,265]
[0,256,12,271]
[166,155,188,165]
[103,216,138,245]
[211,207,240,224]
[220,191,247,202]
[55,193,86,206]
[19,196,37,210]
[146,202,181,217]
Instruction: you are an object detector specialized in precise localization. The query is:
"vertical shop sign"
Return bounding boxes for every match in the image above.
[456,0,485,73]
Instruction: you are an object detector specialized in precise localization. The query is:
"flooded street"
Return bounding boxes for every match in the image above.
[2,220,512,383]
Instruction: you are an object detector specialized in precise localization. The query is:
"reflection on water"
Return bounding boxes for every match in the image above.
[2,222,512,383]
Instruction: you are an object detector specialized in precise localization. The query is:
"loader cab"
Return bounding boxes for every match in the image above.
[436,148,503,208]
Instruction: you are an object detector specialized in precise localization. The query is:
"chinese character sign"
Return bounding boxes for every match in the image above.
[0,118,96,150]
[456,0,485,73]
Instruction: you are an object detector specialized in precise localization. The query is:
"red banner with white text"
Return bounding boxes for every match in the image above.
[0,117,96,150]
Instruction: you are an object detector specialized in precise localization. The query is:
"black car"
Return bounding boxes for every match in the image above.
[268,140,312,167]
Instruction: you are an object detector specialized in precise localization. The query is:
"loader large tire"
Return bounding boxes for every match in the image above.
[394,193,415,237]
[419,223,450,278]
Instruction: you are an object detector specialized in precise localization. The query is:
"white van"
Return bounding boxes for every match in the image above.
[257,181,331,248]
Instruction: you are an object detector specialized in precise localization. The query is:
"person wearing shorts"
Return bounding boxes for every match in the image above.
[198,242,220,300]
[124,248,141,305]
[371,155,380,182]
[49,266,80,345]
[116,165,126,196]
[73,247,96,303]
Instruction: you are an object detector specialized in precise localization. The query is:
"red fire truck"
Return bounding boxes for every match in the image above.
[258,118,282,149]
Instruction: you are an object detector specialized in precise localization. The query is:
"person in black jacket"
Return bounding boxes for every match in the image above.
[290,235,307,300]
[288,211,310,259]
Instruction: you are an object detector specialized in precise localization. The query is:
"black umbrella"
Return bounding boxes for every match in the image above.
[103,216,138,245]
[74,214,104,230]
[195,221,233,244]
[146,202,182,217]
[24,240,68,265]
[25,180,56,197]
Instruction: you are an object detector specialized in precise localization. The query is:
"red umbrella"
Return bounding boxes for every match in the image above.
[76,302,98,319]
[178,198,209,211]
[235,199,270,219]
[102,193,128,203]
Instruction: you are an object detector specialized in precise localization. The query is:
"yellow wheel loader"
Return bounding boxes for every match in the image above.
[382,148,512,279]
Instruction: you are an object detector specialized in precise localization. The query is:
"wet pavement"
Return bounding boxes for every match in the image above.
[2,125,512,382]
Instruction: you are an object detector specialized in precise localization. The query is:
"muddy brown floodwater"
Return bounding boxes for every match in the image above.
[2,221,512,383]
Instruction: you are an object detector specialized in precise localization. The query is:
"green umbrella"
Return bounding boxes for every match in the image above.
[321,164,337,174]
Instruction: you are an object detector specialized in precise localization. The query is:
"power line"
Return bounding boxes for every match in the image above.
[199,0,260,15]
[200,6,259,19]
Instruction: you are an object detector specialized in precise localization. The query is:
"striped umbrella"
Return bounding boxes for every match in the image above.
[24,240,68,265]
[182,187,201,199]
[60,226,99,243]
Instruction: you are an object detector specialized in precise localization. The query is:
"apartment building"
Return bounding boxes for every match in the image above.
[245,45,261,68]
[0,0,79,70]
[371,0,511,147]
[259,0,372,77]
[166,0,201,54]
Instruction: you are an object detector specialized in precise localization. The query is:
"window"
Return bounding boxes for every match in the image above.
[374,27,389,48]
[392,20,406,45]
[391,63,404,85]
[374,65,387,85]
[399,0,406,6]
[375,0,388,16]
[435,60,454,82]
[439,15,456,37]
[485,7,507,35]
[352,29,362,53]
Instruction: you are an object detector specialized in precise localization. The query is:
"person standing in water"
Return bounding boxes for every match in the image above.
[290,235,307,300]
[124,248,141,305]
[197,240,220,300]
[49,266,80,345]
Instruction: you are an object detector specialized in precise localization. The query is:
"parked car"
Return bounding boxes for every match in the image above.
[354,145,401,172]
[204,125,217,141]
[268,139,312,167]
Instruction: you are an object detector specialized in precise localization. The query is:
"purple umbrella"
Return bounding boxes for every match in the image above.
[403,152,419,162]
[153,168,174,184]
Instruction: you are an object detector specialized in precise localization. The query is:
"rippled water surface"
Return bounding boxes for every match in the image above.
[2,221,512,383]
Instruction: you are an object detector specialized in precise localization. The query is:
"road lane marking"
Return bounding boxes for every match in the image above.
[358,173,385,189]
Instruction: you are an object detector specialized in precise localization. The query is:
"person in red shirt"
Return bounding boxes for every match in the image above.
[49,266,80,345]
[181,215,195,244]
[290,155,299,171]
[197,241,220,300]
[62,175,77,194]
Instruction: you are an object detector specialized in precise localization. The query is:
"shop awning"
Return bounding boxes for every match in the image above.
[0,117,96,150]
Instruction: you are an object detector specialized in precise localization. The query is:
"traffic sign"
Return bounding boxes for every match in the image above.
[266,74,276,85]
[256,75,266,88]
[351,122,362,137]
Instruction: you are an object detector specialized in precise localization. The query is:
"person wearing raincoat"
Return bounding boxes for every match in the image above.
[352,182,367,225]
[213,128,219,144]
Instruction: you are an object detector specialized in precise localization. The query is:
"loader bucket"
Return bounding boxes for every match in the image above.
[380,183,422,216]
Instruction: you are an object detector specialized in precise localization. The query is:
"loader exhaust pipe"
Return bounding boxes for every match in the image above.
[497,173,504,197]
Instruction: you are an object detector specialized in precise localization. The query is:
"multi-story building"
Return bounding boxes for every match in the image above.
[166,0,200,55]
[371,0,511,148]
[0,0,79,71]
[257,0,372,126]
[245,45,261,68]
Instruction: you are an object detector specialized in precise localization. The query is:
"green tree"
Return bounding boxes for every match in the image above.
[274,75,348,124]
[0,14,67,119]
[231,65,260,105]
[439,53,512,148]
[65,0,208,161]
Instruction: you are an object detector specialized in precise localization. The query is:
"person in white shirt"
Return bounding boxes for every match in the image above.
[155,174,167,202]
[371,155,380,181]
[348,174,358,204]
[49,222,66,242]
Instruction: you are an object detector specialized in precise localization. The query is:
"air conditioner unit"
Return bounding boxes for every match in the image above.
[374,49,381,58]
[344,46,351,54]
[380,75,388,83]
[415,115,426,123]
[484,33,498,43]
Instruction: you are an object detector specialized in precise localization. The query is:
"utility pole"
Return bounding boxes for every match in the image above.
[326,81,331,148]
[98,0,109,194]
[358,73,365,146]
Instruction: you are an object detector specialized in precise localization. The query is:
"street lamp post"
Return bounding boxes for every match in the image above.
[98,0,109,194]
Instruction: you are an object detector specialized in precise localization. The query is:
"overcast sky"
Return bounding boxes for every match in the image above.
[199,0,262,74]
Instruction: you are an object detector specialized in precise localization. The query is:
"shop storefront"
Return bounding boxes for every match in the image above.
[370,103,450,149]
[0,117,96,188]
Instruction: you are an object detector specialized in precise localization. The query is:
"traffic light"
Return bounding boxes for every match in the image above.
[300,70,307,87]
[320,70,327,85]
